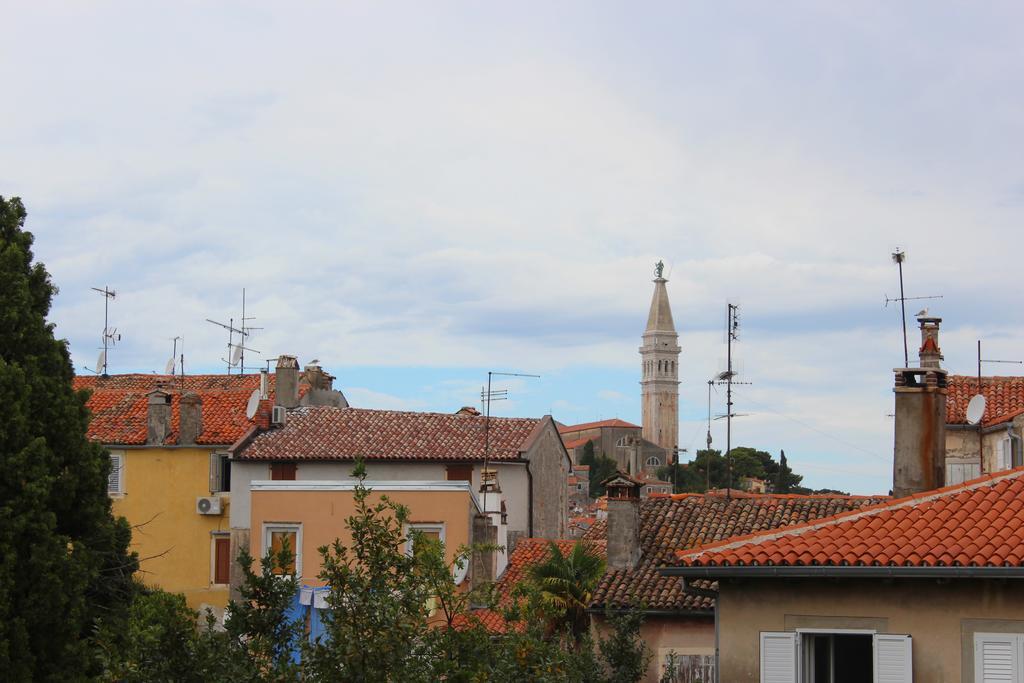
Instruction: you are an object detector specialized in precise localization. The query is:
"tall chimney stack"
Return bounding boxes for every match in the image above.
[275,355,300,408]
[179,392,203,446]
[604,472,642,570]
[892,316,947,497]
[146,388,172,445]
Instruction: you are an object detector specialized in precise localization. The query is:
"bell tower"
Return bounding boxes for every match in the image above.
[640,262,680,452]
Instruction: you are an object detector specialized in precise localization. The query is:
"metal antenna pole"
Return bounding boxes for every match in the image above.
[481,370,540,513]
[725,303,739,499]
[978,340,984,473]
[706,379,714,493]
[892,249,909,367]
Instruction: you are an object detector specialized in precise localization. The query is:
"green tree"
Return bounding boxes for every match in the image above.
[596,609,652,683]
[0,196,137,680]
[579,440,618,497]
[527,541,606,644]
[773,450,802,493]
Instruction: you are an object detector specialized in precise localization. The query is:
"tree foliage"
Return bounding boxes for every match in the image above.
[659,447,809,493]
[579,440,618,497]
[527,541,606,643]
[0,196,137,680]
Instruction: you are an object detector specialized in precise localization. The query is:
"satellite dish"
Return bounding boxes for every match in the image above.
[966,394,987,425]
[230,345,242,366]
[96,350,106,373]
[245,389,260,420]
[164,357,176,375]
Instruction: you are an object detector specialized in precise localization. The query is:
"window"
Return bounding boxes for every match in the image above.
[107,452,124,495]
[210,452,231,493]
[998,437,1023,472]
[446,464,473,482]
[263,524,301,577]
[759,631,912,683]
[646,456,662,467]
[975,632,1024,682]
[213,535,231,585]
[661,651,715,683]
[406,523,444,556]
[271,462,297,480]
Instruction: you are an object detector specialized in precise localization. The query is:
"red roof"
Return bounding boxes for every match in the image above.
[562,437,592,450]
[558,418,640,434]
[677,468,1024,569]
[236,406,545,462]
[947,375,1024,426]
[74,373,298,446]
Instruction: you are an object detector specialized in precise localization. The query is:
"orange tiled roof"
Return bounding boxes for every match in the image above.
[74,373,299,446]
[558,418,640,434]
[236,406,544,462]
[562,437,592,450]
[676,468,1024,569]
[947,375,1024,426]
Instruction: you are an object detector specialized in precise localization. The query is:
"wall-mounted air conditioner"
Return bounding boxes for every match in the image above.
[196,496,223,515]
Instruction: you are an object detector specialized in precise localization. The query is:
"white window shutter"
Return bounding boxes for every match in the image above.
[107,453,121,494]
[760,632,798,683]
[874,634,912,683]
[999,439,1012,471]
[974,633,1020,682]
[209,452,222,493]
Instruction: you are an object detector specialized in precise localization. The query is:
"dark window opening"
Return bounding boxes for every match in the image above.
[271,462,297,480]
[803,634,872,683]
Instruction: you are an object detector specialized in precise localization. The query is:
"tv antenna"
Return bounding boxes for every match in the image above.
[165,336,184,376]
[481,370,540,513]
[888,249,942,367]
[206,288,263,374]
[723,303,742,497]
[85,286,120,376]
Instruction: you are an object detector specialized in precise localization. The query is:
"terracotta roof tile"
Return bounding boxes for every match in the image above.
[677,468,1024,569]
[562,437,592,450]
[74,373,302,446]
[558,418,640,433]
[947,375,1024,426]
[236,406,543,462]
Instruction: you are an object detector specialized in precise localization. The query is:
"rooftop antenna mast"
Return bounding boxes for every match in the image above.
[724,303,740,498]
[87,286,120,377]
[206,289,262,374]
[888,249,942,367]
[481,370,540,513]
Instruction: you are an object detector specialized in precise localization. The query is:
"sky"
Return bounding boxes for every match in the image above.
[3,2,1023,494]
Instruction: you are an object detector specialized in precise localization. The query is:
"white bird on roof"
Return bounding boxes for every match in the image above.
[915,308,929,317]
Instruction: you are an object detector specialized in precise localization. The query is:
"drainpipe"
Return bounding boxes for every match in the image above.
[526,463,534,537]
[714,597,720,683]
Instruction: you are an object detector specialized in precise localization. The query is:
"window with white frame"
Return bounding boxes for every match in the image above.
[660,649,715,683]
[975,632,1024,682]
[760,630,912,683]
[107,452,124,495]
[405,523,445,557]
[262,523,302,577]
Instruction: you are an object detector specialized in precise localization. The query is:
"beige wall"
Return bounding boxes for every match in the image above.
[250,488,474,585]
[947,419,1023,475]
[593,614,714,683]
[717,577,1024,683]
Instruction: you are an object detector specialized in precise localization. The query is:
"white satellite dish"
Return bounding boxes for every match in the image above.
[245,389,261,420]
[966,394,987,425]
[96,350,106,373]
[164,357,176,375]
[230,344,243,367]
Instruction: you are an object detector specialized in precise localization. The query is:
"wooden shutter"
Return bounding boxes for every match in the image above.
[974,633,1022,682]
[107,453,122,494]
[446,464,473,482]
[873,634,913,683]
[209,452,223,493]
[760,632,797,683]
[214,537,231,584]
[271,462,297,480]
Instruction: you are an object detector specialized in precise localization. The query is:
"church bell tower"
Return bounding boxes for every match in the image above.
[640,262,680,452]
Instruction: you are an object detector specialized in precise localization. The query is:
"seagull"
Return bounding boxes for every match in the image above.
[915,308,929,317]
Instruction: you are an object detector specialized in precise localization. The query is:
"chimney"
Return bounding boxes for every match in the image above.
[918,316,943,368]
[259,368,269,399]
[302,362,334,391]
[146,389,172,445]
[179,392,203,446]
[275,355,300,408]
[892,316,947,497]
[604,472,642,570]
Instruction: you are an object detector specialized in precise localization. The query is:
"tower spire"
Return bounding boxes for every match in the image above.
[640,262,681,452]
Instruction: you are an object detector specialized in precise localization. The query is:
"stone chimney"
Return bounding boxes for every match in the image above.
[892,316,948,497]
[275,355,300,408]
[146,388,172,445]
[302,362,334,391]
[179,392,203,446]
[604,472,642,570]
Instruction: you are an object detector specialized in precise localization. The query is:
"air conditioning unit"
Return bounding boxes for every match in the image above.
[271,405,286,426]
[196,496,223,515]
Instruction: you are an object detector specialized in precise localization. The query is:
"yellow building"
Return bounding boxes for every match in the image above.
[75,363,344,614]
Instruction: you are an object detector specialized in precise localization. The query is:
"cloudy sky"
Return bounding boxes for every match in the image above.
[4,2,1023,493]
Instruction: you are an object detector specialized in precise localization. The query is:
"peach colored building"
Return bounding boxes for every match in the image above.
[249,480,488,586]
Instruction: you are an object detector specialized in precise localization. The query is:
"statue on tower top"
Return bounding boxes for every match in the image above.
[654,260,665,279]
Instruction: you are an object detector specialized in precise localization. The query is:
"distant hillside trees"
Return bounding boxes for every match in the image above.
[578,440,618,498]
[657,447,837,495]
